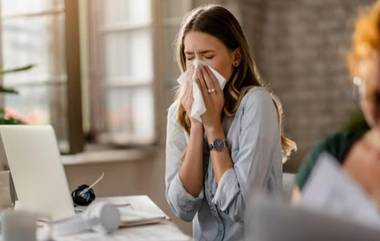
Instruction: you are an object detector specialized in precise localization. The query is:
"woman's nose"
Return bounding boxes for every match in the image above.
[194,55,206,61]
[186,57,203,68]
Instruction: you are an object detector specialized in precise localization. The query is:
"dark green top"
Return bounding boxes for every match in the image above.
[295,116,370,190]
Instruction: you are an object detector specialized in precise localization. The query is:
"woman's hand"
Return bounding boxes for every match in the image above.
[179,70,194,115]
[195,65,224,133]
[196,65,231,183]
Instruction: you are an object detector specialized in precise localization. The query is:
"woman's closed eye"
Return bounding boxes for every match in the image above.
[185,56,213,61]
[204,55,215,60]
[186,56,195,61]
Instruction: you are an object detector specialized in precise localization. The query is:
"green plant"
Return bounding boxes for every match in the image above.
[0,64,34,124]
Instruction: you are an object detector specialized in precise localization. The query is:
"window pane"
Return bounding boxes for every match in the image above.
[131,88,154,140]
[100,0,151,25]
[2,0,63,16]
[5,85,68,149]
[2,13,68,147]
[104,30,153,83]
[105,87,154,144]
[89,0,155,146]
[2,15,66,83]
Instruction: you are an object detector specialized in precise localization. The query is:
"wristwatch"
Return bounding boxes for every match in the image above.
[208,138,228,152]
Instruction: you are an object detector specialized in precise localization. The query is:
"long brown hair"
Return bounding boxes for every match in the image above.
[175,5,296,162]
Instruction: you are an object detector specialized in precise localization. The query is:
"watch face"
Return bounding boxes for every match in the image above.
[214,139,225,151]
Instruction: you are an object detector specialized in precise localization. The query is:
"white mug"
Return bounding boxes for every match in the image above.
[1,210,37,241]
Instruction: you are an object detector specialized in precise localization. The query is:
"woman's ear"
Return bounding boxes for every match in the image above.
[232,48,242,67]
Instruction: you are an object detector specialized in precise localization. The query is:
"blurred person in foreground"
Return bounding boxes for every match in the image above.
[293,1,380,206]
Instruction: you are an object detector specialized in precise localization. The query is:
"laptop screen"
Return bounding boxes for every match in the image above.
[0,125,75,220]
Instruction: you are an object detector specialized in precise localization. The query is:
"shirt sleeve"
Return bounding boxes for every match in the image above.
[165,102,204,222]
[211,88,282,222]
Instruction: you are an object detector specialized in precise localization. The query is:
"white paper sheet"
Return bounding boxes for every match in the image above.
[300,153,380,229]
[96,196,169,227]
[246,193,380,241]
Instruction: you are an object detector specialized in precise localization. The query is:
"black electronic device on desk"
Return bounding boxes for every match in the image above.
[71,172,104,206]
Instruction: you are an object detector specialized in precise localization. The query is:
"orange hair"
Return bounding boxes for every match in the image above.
[348,1,380,77]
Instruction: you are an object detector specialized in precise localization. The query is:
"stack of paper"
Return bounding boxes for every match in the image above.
[51,196,190,241]
[96,196,169,227]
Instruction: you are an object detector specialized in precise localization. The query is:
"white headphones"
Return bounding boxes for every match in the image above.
[50,201,121,237]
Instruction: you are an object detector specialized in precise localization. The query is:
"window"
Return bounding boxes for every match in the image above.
[0,0,193,155]
[1,0,70,151]
[86,0,155,146]
[157,0,193,110]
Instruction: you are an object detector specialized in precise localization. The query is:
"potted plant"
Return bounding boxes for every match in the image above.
[0,64,34,125]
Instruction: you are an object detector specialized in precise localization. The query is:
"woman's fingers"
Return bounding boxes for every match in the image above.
[200,66,216,95]
[203,65,222,95]
[195,67,210,105]
[179,68,193,97]
[180,75,194,113]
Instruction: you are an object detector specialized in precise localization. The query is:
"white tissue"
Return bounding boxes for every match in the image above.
[177,59,227,122]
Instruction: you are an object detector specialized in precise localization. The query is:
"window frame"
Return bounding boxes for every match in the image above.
[0,0,84,154]
[0,0,196,156]
[64,0,84,153]
[86,0,158,147]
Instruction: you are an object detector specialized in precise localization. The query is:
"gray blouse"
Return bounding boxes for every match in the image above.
[165,87,282,241]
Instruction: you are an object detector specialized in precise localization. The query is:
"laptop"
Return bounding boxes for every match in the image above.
[0,125,75,221]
